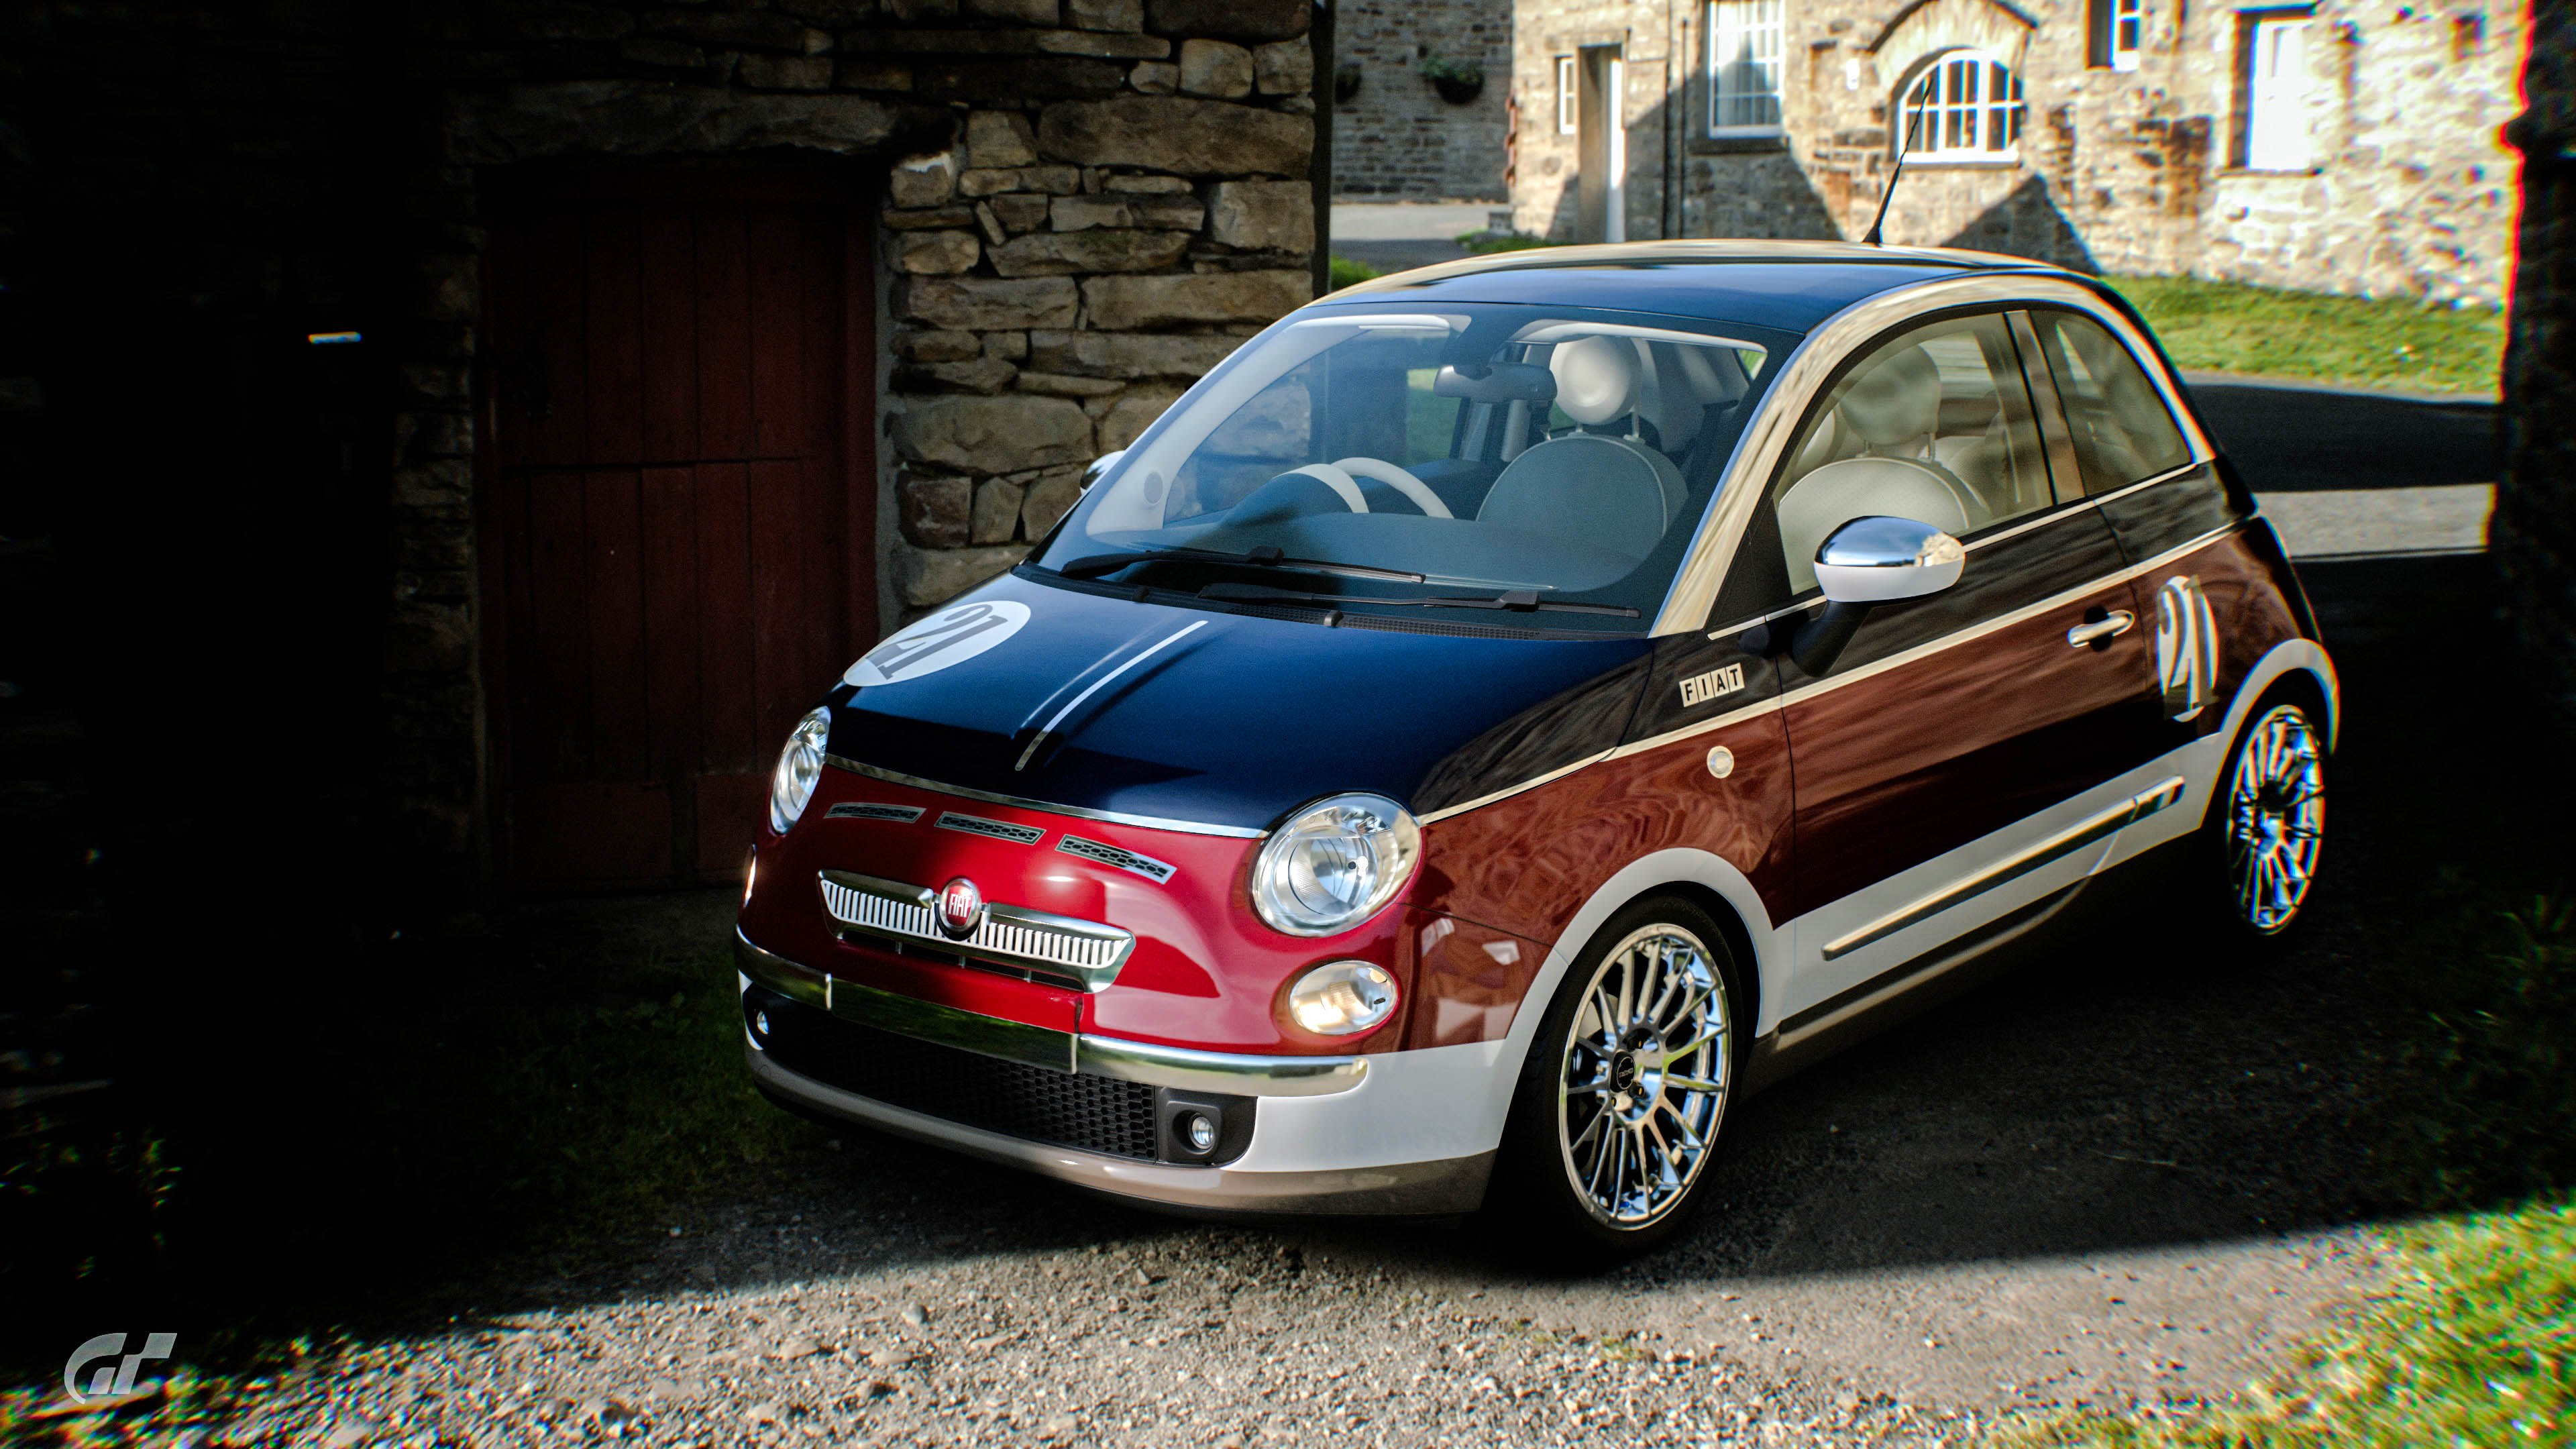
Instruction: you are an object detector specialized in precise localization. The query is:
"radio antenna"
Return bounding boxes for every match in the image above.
[1863,80,1934,246]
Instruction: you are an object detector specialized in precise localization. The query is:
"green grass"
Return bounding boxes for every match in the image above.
[2000,1199,2576,1448]
[2385,894,2576,1208]
[1455,231,1560,256]
[1996,891,2576,1448]
[1329,254,1383,290]
[2099,273,2503,396]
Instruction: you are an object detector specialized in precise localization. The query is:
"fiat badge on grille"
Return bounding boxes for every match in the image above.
[934,877,984,939]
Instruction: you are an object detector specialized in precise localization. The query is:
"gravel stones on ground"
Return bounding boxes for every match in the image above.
[213,1190,1947,1449]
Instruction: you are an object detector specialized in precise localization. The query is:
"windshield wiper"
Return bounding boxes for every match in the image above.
[1197,582,1640,618]
[1053,545,1424,584]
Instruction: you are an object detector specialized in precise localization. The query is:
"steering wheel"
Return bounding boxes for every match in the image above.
[1334,456,1453,518]
[1273,458,1456,519]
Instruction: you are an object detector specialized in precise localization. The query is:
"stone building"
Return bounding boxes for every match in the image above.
[1333,0,1515,199]
[1,0,1322,921]
[1507,0,2523,303]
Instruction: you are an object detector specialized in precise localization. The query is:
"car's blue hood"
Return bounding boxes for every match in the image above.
[824,571,1652,831]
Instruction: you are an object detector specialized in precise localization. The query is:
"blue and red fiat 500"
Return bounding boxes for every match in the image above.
[735,241,2334,1250]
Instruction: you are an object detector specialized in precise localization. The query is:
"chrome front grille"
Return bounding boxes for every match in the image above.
[816,870,1134,993]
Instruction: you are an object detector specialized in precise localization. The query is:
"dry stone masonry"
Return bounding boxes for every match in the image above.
[1333,0,1515,201]
[884,79,1316,614]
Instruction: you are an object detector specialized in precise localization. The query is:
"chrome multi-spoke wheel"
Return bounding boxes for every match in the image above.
[1554,924,1733,1230]
[2222,702,2326,934]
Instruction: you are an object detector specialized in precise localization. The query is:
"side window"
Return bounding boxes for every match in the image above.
[2031,311,2195,494]
[1766,312,2050,593]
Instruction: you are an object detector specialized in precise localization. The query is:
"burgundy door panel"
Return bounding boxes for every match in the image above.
[481,172,874,890]
[1780,509,2167,919]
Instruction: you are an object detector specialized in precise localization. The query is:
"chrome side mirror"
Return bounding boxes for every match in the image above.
[1813,515,1966,603]
[1790,515,1965,676]
[1080,450,1126,492]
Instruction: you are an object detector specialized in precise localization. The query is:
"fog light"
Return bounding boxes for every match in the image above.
[1286,960,1398,1036]
[1182,1112,1216,1153]
[753,1007,772,1040]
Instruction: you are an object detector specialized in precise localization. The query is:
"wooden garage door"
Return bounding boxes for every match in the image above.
[481,171,873,890]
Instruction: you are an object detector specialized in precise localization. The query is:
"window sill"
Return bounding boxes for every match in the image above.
[1897,157,2025,170]
[1691,133,1788,155]
[2218,165,2324,178]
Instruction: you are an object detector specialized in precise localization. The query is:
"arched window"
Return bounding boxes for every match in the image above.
[1893,50,2025,162]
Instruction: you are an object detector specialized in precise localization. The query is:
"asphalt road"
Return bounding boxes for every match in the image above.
[231,384,2506,1448]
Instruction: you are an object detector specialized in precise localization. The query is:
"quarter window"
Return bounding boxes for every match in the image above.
[2029,311,2195,494]
[1894,51,2024,162]
[1708,0,1785,134]
[1769,313,2052,594]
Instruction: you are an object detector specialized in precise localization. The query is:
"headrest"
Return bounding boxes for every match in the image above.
[1837,344,1941,448]
[1548,336,1639,427]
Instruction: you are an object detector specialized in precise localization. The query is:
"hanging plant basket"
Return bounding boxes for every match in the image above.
[1419,56,1485,105]
[1334,62,1363,104]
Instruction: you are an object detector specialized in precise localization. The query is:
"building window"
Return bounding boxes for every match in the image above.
[2235,9,2314,170]
[1894,50,2024,162]
[1708,0,1784,135]
[1556,55,1578,134]
[2088,0,2143,69]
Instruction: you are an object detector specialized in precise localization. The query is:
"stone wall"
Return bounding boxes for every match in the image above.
[882,91,1316,619]
[1510,0,2522,305]
[1334,0,1513,201]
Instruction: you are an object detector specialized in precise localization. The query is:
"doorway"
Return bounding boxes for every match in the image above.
[479,169,876,890]
[1576,45,1627,243]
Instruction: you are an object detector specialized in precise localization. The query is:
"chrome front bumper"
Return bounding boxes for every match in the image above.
[735,930,1491,1215]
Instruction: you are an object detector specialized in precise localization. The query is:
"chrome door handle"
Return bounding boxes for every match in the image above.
[2067,610,2136,648]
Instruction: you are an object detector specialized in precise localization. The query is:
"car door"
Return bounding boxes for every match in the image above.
[1757,309,2175,1027]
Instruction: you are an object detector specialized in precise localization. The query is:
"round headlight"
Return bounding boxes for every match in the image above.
[1287,960,1399,1036]
[1250,793,1421,936]
[767,707,832,835]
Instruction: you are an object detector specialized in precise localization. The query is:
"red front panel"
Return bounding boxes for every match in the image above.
[740,767,1419,1055]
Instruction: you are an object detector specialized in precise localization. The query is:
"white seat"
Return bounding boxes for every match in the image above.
[1477,335,1681,561]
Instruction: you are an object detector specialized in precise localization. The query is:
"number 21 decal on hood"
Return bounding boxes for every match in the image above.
[845,600,1032,688]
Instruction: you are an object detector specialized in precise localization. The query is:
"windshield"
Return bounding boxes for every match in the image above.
[1028,303,1791,633]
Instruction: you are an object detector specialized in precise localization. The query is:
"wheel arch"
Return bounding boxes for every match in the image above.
[1633,877,1766,1056]
[1505,849,1792,1080]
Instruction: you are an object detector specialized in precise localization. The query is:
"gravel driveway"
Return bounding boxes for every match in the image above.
[216,386,2501,1448]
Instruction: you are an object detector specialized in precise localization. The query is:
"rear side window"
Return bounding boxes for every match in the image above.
[2031,311,2194,493]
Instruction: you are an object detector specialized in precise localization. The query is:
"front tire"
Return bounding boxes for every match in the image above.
[1486,896,1744,1259]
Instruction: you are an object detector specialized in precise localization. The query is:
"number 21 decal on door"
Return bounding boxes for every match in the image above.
[843,600,1033,687]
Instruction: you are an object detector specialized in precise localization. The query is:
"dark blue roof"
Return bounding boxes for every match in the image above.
[1309,240,2070,337]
